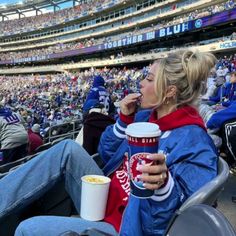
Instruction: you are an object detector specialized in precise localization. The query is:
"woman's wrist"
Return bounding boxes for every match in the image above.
[120,111,135,124]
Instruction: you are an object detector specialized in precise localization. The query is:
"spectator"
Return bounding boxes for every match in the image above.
[201,71,216,100]
[206,101,236,161]
[222,71,236,107]
[27,124,44,154]
[0,106,28,165]
[0,49,217,236]
[207,76,227,105]
[83,75,111,116]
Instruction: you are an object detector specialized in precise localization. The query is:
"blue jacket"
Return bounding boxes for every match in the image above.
[209,84,227,104]
[83,75,111,112]
[98,109,217,236]
[207,101,236,129]
[222,83,236,107]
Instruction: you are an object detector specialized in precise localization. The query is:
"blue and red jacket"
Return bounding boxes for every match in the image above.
[98,106,218,236]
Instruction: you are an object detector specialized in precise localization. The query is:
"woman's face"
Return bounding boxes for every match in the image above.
[139,63,159,109]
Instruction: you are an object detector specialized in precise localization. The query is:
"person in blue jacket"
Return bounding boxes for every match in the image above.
[0,49,218,236]
[207,101,236,130]
[221,71,236,107]
[207,77,227,105]
[83,75,111,114]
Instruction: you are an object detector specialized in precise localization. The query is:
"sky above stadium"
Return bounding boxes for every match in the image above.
[0,0,73,19]
[0,0,72,8]
[0,0,17,3]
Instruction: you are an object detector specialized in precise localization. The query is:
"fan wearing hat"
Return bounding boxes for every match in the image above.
[83,75,111,116]
[28,124,43,154]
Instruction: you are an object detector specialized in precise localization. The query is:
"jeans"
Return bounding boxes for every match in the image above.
[0,139,117,236]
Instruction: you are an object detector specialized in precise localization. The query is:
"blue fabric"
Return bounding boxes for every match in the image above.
[0,140,116,235]
[222,83,236,107]
[83,75,110,112]
[98,110,218,236]
[82,99,100,112]
[209,84,227,104]
[15,216,117,236]
[92,75,105,87]
[0,107,12,117]
[207,101,236,129]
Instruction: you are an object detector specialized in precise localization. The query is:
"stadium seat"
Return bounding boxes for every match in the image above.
[164,204,236,236]
[91,153,105,169]
[164,157,229,234]
[34,142,52,153]
[178,156,229,211]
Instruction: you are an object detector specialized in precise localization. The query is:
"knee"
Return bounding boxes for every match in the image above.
[15,217,45,236]
[60,139,75,146]
[15,218,34,236]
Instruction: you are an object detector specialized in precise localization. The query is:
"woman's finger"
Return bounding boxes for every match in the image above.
[137,163,167,174]
[143,182,164,190]
[138,172,167,183]
[146,153,166,163]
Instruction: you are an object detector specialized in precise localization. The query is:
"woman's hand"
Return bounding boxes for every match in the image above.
[119,93,142,116]
[137,153,168,190]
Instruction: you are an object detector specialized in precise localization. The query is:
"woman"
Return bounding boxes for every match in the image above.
[0,49,217,236]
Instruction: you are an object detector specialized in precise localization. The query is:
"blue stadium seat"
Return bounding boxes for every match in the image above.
[164,204,236,236]
[178,156,229,211]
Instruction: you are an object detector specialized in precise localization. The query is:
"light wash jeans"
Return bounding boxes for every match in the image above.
[0,139,117,236]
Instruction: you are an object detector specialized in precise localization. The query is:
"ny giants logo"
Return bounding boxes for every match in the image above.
[129,152,153,190]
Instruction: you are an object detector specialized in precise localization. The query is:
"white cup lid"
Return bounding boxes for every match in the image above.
[125,122,161,138]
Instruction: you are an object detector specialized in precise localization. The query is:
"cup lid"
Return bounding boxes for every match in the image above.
[125,122,161,138]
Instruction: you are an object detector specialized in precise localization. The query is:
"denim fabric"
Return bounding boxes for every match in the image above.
[0,140,116,235]
[15,216,117,236]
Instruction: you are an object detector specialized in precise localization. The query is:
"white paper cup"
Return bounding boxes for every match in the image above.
[80,175,111,221]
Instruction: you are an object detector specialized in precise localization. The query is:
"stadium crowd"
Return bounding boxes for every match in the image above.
[0,1,235,62]
[0,0,115,36]
[0,53,236,155]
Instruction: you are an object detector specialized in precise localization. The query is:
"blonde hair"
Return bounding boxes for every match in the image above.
[153,49,217,107]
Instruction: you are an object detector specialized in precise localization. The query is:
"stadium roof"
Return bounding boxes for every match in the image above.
[0,0,75,16]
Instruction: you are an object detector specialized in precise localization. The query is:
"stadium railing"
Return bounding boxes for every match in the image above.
[43,119,83,143]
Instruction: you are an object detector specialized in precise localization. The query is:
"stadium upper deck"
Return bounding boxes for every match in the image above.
[0,0,236,74]
[0,0,128,37]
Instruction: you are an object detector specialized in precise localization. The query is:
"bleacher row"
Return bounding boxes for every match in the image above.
[0,1,234,63]
[0,119,83,179]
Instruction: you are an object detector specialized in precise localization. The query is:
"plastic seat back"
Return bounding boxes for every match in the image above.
[165,204,236,236]
[179,157,229,212]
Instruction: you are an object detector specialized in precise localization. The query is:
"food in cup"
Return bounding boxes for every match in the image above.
[83,176,106,184]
